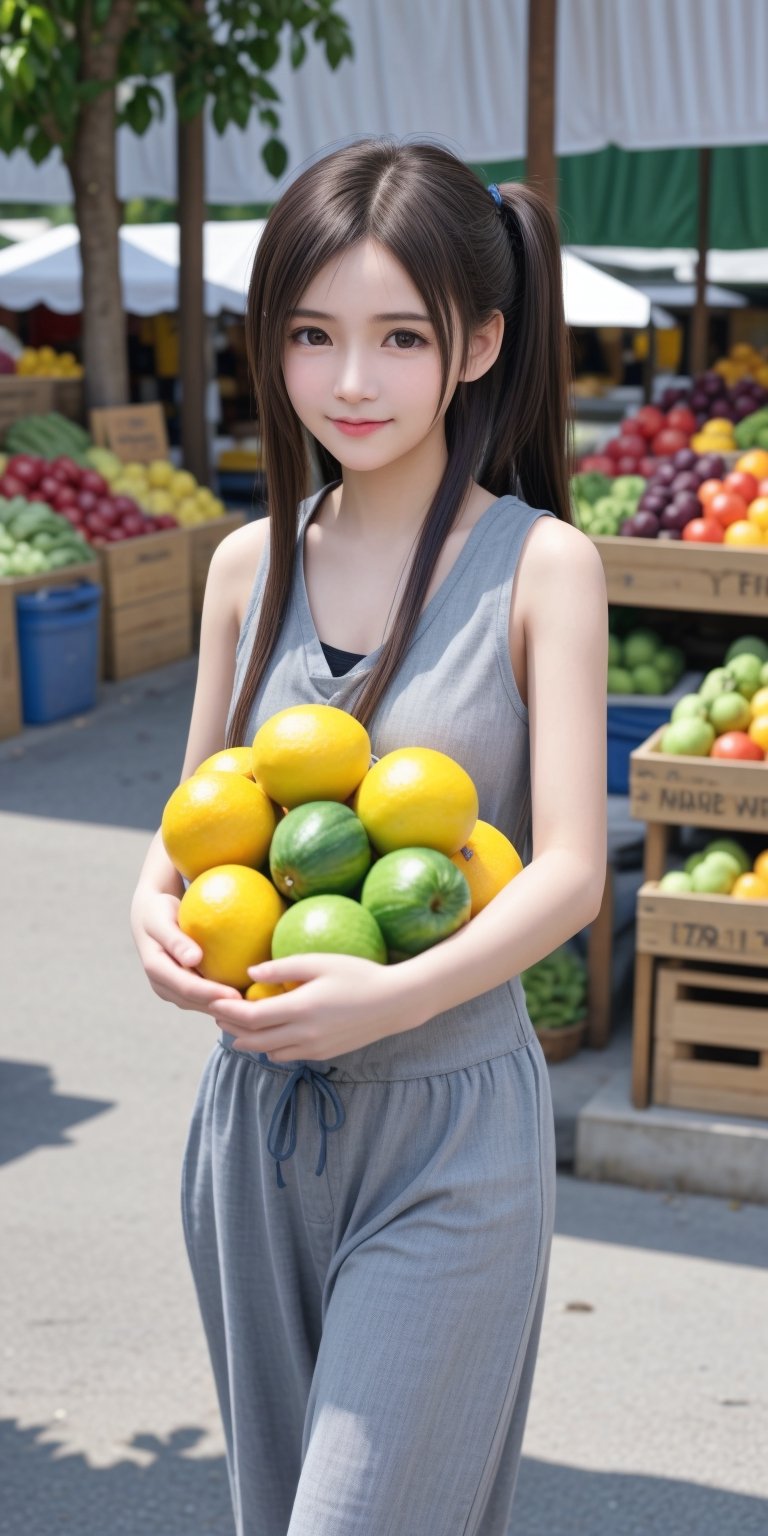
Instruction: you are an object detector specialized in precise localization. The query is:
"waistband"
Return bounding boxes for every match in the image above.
[218,975,535,1083]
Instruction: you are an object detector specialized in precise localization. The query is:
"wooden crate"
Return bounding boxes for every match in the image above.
[592,535,768,616]
[653,961,768,1118]
[186,511,246,634]
[0,375,84,435]
[630,726,768,832]
[0,561,101,739]
[96,529,192,681]
[637,882,768,967]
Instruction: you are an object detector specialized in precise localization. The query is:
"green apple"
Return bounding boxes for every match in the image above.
[658,870,694,893]
[607,634,623,668]
[703,838,751,874]
[699,667,737,704]
[607,666,634,694]
[690,853,741,894]
[684,851,708,876]
[623,629,660,669]
[727,653,764,700]
[726,635,768,666]
[708,691,752,735]
[671,694,709,724]
[632,664,664,695]
[660,719,715,757]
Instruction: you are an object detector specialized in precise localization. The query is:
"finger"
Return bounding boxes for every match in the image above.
[247,954,326,987]
[211,993,300,1030]
[144,910,204,970]
[147,948,243,1005]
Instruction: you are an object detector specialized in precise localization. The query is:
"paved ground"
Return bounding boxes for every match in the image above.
[1,660,766,1534]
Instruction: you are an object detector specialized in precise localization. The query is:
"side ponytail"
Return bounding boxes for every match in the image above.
[484,183,573,523]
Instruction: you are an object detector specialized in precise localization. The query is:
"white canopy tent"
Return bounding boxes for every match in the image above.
[1,0,767,204]
[0,221,662,331]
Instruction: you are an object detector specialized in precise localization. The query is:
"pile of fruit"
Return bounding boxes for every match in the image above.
[7,346,84,380]
[661,348,768,431]
[520,946,587,1031]
[578,403,697,480]
[86,449,226,526]
[161,705,524,992]
[734,408,768,454]
[0,452,175,544]
[659,636,768,762]
[659,839,768,900]
[608,626,686,696]
[0,497,91,576]
[570,471,645,535]
[618,450,768,544]
[4,411,92,465]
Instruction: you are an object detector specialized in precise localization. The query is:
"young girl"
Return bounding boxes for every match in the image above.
[131,138,607,1535]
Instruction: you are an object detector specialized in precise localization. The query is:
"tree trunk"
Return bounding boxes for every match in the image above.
[689,148,711,378]
[66,0,135,412]
[177,89,209,485]
[527,0,558,210]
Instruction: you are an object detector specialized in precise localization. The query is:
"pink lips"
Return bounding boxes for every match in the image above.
[330,418,391,436]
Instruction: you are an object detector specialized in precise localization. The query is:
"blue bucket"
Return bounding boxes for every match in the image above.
[16,581,102,725]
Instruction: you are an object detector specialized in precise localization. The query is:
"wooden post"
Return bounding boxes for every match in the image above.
[177,8,209,488]
[526,0,558,210]
[689,148,711,378]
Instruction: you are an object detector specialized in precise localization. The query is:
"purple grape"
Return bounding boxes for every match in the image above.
[710,398,735,419]
[663,498,699,529]
[657,528,683,540]
[701,371,723,396]
[695,411,708,428]
[653,461,677,486]
[671,491,701,518]
[631,510,661,538]
[639,491,668,515]
[733,396,756,421]
[696,453,726,479]
[671,471,699,494]
[690,390,709,410]
[673,448,698,471]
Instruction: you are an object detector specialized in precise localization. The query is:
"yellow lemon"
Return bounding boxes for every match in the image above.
[195,746,254,779]
[147,459,174,488]
[731,872,768,901]
[450,820,523,916]
[723,521,764,547]
[252,705,371,808]
[171,468,197,499]
[701,418,735,437]
[353,746,478,856]
[162,772,276,881]
[749,687,768,718]
[179,865,285,990]
[753,850,768,882]
[244,980,287,1001]
[747,714,768,752]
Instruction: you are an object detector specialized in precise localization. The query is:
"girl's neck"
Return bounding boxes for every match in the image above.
[320,426,454,544]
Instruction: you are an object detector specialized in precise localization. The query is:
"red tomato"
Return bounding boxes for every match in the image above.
[604,438,626,460]
[710,732,765,762]
[579,455,615,476]
[710,490,748,527]
[724,470,759,503]
[615,433,646,459]
[652,428,690,456]
[633,405,666,440]
[757,478,768,497]
[697,478,724,508]
[665,406,697,436]
[682,517,724,543]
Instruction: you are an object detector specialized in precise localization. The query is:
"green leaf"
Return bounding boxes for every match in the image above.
[176,81,206,119]
[0,0,17,31]
[253,74,280,102]
[262,135,287,179]
[258,106,279,131]
[249,34,280,71]
[21,5,58,49]
[212,94,229,134]
[230,93,250,129]
[124,89,152,135]
[27,124,51,163]
[290,31,306,68]
[93,0,113,26]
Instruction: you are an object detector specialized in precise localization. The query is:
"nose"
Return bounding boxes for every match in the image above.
[332,346,378,405]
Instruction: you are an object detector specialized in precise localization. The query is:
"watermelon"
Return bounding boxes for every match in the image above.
[269,800,372,901]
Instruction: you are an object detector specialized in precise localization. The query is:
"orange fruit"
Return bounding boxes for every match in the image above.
[244,980,287,1001]
[252,704,371,808]
[747,497,768,534]
[162,772,277,881]
[195,747,254,778]
[736,450,768,481]
[731,872,768,901]
[353,747,478,855]
[748,713,768,751]
[697,479,724,508]
[178,865,286,989]
[753,850,768,882]
[450,820,523,916]
[723,520,764,547]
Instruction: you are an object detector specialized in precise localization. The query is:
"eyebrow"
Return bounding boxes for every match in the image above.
[289,308,431,323]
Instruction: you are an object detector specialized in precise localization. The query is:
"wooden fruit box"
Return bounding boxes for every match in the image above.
[637,881,768,967]
[96,529,192,681]
[630,726,768,831]
[652,961,768,1118]
[591,535,768,616]
[186,511,246,635]
[0,560,101,739]
[0,375,84,435]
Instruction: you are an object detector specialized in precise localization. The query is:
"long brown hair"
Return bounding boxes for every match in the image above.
[226,138,572,744]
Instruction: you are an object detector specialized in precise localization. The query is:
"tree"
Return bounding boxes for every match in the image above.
[0,1,353,408]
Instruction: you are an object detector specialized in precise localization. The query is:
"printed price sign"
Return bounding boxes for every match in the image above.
[89,403,169,464]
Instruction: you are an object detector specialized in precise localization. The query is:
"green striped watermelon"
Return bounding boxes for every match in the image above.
[269,800,372,901]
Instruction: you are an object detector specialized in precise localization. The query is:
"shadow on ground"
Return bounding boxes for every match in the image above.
[0,1417,764,1536]
[0,1061,113,1167]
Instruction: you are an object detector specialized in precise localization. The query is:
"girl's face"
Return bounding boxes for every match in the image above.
[282,238,462,471]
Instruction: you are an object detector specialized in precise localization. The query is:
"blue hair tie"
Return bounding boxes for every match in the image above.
[488,183,503,208]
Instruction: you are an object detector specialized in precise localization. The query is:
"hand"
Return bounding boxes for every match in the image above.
[130,889,243,1013]
[210,953,425,1062]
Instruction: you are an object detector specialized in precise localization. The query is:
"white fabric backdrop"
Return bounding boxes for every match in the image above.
[0,0,766,204]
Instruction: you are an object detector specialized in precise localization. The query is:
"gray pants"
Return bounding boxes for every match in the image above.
[181,996,556,1535]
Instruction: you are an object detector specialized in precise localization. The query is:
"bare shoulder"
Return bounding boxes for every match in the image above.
[517,515,607,607]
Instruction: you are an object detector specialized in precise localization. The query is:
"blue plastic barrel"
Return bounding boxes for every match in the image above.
[16,581,102,725]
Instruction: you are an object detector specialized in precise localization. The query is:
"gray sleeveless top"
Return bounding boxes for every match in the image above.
[223,483,556,1071]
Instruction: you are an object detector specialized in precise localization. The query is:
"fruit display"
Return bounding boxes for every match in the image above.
[614,448,768,544]
[0,496,91,575]
[571,471,646,535]
[162,704,524,991]
[0,451,177,544]
[607,626,686,695]
[578,402,697,480]
[658,839,768,899]
[85,448,226,526]
[660,354,768,433]
[11,346,84,380]
[4,411,91,464]
[520,946,587,1030]
[733,408,768,454]
[659,635,768,761]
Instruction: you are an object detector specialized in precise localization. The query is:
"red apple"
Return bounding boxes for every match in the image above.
[7,455,42,487]
[0,473,26,498]
[51,485,78,511]
[710,732,764,762]
[652,428,691,457]
[50,456,81,484]
[79,469,108,496]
